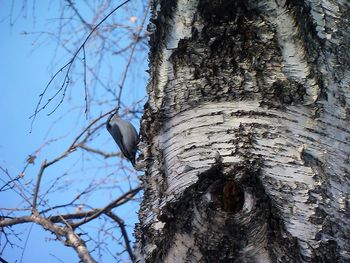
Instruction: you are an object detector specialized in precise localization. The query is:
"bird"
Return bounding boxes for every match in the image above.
[106,112,139,166]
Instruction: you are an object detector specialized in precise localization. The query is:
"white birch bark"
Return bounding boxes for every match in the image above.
[136,0,350,262]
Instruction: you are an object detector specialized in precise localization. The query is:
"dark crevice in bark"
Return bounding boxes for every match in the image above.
[285,0,326,47]
[231,159,302,262]
[222,181,245,213]
[311,240,340,263]
[198,159,301,262]
[148,0,177,65]
[198,0,251,24]
[266,80,307,108]
[267,203,302,262]
[143,157,303,262]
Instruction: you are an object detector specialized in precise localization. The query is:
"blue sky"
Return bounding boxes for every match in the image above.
[0,1,148,262]
[0,5,80,259]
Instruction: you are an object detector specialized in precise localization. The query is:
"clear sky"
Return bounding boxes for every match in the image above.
[0,1,148,262]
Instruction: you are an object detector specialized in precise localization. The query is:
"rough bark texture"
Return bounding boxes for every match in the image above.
[136,0,350,262]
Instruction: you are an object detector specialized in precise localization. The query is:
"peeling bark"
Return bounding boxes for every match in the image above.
[136,0,350,262]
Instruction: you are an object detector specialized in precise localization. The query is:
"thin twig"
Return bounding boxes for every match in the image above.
[65,0,92,30]
[82,45,89,116]
[106,212,135,263]
[116,2,150,110]
[20,223,34,263]
[0,166,31,206]
[69,110,113,150]
[30,0,131,130]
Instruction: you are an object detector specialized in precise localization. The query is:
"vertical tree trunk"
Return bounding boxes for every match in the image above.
[136,0,350,262]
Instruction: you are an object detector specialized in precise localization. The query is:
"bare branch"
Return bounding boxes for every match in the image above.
[78,144,120,158]
[106,212,135,263]
[1,187,141,228]
[72,187,142,228]
[0,216,33,228]
[32,159,47,211]
[0,213,98,263]
[66,229,97,263]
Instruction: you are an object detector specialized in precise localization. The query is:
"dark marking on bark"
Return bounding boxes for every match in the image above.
[199,159,302,262]
[273,80,306,105]
[300,147,327,184]
[300,148,323,168]
[345,108,350,122]
[227,161,302,262]
[310,207,327,225]
[194,161,258,262]
[222,181,244,213]
[336,43,350,80]
[284,0,327,104]
[148,0,177,64]
[285,0,324,46]
[313,106,324,119]
[198,0,240,23]
[311,240,340,263]
[267,202,302,262]
[169,38,189,60]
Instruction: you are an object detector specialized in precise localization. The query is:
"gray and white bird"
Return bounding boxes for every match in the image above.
[106,112,139,166]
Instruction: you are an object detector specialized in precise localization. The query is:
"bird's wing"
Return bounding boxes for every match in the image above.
[108,124,131,160]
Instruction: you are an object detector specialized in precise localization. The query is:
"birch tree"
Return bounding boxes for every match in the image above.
[135,0,350,262]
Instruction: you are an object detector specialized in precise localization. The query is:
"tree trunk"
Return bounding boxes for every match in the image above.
[136,0,350,262]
